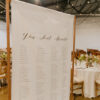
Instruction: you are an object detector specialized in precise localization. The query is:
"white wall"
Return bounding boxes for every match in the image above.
[0,21,7,48]
[76,17,100,51]
[0,21,11,49]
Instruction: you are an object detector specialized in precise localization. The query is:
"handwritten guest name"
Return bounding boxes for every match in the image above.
[23,33,67,41]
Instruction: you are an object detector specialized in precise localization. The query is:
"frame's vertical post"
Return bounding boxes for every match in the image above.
[70,16,76,100]
[6,0,11,100]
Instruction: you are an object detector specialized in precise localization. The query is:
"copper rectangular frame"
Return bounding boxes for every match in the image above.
[70,16,76,100]
[6,0,11,100]
[6,0,76,100]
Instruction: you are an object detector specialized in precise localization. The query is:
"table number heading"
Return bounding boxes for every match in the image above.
[23,33,68,41]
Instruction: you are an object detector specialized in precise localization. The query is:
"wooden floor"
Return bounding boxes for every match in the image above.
[0,87,8,100]
[0,87,100,100]
[75,95,100,100]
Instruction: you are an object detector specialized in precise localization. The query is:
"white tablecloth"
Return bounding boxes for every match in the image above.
[75,67,100,98]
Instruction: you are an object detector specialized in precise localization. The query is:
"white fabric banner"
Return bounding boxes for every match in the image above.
[11,1,74,100]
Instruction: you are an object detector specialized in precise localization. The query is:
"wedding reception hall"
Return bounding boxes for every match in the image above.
[0,0,100,100]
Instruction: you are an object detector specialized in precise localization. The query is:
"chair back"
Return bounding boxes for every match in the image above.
[0,62,7,78]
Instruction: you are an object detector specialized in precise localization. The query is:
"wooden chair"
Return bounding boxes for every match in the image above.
[87,49,99,56]
[95,80,100,96]
[73,77,84,96]
[76,49,86,57]
[0,64,7,89]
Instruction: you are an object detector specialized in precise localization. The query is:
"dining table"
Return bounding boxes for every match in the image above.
[74,67,100,98]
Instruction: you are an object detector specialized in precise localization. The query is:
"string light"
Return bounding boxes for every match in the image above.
[34,0,41,5]
[87,0,90,4]
[72,4,74,7]
[56,0,59,9]
[0,11,2,14]
[0,10,5,14]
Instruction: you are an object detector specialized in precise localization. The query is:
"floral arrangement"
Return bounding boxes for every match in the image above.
[92,56,99,63]
[87,55,100,66]
[77,54,100,67]
[78,54,86,62]
[0,52,7,66]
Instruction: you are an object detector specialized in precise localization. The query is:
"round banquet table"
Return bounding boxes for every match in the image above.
[74,67,100,98]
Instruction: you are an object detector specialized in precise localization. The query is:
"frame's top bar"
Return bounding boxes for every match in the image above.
[76,14,100,17]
